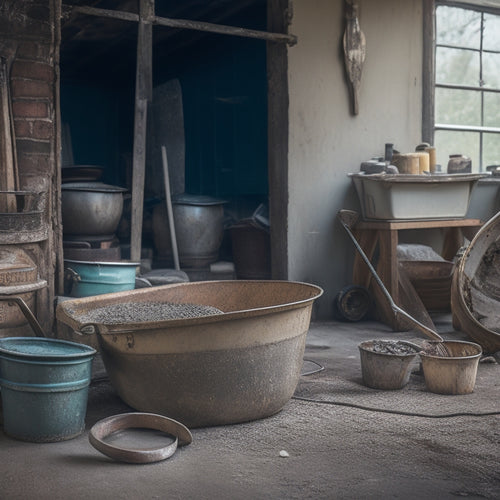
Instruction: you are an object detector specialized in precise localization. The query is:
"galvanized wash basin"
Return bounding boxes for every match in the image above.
[56,280,323,427]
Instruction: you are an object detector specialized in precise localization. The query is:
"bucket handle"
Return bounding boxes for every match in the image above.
[0,295,45,337]
[79,323,97,336]
[64,267,81,296]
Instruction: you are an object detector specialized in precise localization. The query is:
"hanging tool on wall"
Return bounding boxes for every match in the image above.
[343,0,366,115]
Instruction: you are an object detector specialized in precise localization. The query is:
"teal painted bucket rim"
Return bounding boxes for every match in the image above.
[71,279,135,285]
[0,353,93,366]
[0,377,91,392]
[0,337,96,360]
[64,259,140,267]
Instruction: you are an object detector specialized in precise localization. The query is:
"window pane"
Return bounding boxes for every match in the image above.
[484,92,500,128]
[436,6,481,49]
[483,133,500,168]
[435,88,481,126]
[483,14,500,52]
[436,47,479,86]
[434,130,480,172]
[482,52,500,89]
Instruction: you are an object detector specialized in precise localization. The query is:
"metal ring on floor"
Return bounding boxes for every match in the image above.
[89,412,193,463]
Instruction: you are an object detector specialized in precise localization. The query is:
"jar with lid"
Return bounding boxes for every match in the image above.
[447,154,471,174]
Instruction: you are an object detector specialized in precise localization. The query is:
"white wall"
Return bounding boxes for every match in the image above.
[288,0,423,318]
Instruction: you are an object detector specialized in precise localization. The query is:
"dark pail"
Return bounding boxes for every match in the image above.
[0,337,96,442]
[229,222,271,279]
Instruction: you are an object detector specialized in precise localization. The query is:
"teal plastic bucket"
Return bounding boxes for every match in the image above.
[64,260,139,297]
[0,337,96,442]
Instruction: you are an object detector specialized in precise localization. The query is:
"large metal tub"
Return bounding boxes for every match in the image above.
[451,211,500,354]
[349,173,486,220]
[56,280,323,427]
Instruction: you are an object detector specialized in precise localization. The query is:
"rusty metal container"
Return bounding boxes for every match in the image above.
[358,340,420,390]
[451,211,500,353]
[0,337,96,442]
[0,248,47,336]
[152,195,226,268]
[229,220,271,279]
[55,280,323,427]
[0,191,47,243]
[420,341,482,395]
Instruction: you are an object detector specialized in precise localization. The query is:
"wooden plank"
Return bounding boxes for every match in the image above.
[267,0,290,280]
[422,0,436,144]
[130,98,148,262]
[377,229,399,303]
[154,14,296,45]
[68,4,297,45]
[442,227,465,261]
[352,228,378,289]
[130,0,153,263]
[0,56,17,212]
[356,218,482,231]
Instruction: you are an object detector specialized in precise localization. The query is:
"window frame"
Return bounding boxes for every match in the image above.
[422,0,500,171]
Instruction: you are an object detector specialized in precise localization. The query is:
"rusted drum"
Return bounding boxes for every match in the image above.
[451,211,500,353]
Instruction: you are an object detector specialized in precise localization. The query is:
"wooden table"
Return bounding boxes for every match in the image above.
[351,218,483,330]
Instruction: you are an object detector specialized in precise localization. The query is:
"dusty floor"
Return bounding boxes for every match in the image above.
[0,315,499,499]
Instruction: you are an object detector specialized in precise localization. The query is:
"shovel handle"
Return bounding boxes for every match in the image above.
[337,210,443,342]
[0,295,45,337]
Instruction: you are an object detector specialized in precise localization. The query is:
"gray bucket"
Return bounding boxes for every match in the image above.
[0,337,96,442]
[358,340,420,390]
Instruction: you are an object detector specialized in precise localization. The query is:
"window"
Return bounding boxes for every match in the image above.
[433,2,500,172]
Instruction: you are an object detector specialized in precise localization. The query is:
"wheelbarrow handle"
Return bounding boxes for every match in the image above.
[0,295,45,337]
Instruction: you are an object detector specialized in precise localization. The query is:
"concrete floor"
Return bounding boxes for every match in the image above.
[1,316,499,499]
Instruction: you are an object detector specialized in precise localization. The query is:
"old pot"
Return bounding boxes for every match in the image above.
[61,182,127,236]
[358,340,420,390]
[152,194,226,268]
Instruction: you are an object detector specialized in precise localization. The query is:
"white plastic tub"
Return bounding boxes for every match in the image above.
[349,173,486,220]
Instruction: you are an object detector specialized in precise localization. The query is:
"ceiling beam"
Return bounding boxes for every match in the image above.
[63,3,297,45]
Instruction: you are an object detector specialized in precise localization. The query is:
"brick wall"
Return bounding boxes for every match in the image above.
[4,2,56,192]
[0,0,59,333]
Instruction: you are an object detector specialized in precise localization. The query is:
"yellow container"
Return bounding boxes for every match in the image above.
[392,153,420,174]
[414,152,430,174]
[425,147,437,173]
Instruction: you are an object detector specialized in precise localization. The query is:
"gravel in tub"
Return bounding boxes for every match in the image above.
[368,340,420,355]
[75,302,224,324]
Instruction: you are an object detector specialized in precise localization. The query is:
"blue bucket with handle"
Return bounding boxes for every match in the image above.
[64,260,139,297]
[0,337,96,442]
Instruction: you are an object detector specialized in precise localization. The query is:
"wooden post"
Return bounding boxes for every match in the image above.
[422,0,436,145]
[267,0,290,280]
[0,56,18,212]
[130,0,154,263]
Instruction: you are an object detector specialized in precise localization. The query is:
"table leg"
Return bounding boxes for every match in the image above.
[442,227,463,261]
[376,228,399,304]
[352,228,378,289]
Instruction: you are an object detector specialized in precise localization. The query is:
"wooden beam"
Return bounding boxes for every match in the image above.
[0,56,18,212]
[422,0,435,144]
[64,5,139,23]
[267,0,290,280]
[66,4,297,45]
[153,14,297,45]
[130,0,153,263]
